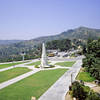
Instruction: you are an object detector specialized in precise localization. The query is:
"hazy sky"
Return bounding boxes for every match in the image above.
[0,0,100,40]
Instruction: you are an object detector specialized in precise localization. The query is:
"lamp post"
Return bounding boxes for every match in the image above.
[71,71,75,84]
[21,52,26,61]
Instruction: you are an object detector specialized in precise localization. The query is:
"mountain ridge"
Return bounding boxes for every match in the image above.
[0,40,24,45]
[0,26,100,46]
[25,26,100,46]
[0,26,100,62]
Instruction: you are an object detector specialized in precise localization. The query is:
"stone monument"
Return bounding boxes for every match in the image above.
[40,43,49,68]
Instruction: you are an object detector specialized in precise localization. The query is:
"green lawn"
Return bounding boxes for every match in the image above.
[55,61,75,67]
[27,61,41,66]
[76,71,96,82]
[0,61,29,69]
[27,61,50,67]
[0,69,67,100]
[0,67,31,83]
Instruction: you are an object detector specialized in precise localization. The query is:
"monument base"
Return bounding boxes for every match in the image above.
[39,64,51,68]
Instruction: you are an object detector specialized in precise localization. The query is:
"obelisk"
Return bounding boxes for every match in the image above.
[41,43,48,68]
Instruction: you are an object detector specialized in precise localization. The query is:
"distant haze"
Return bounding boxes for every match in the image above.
[0,0,100,40]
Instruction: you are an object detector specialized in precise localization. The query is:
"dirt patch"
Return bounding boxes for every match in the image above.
[91,86,100,93]
[84,82,100,94]
[65,92,73,100]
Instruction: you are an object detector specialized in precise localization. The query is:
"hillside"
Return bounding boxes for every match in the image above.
[33,26,100,42]
[0,40,23,45]
[0,26,100,62]
[21,26,100,46]
[1,26,100,46]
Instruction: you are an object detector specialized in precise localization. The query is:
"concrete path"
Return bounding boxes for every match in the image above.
[0,66,15,72]
[0,69,40,90]
[39,60,82,100]
[84,82,96,88]
[0,60,28,64]
[41,66,70,71]
[49,55,84,62]
[0,56,84,72]
[0,59,39,72]
[0,63,27,72]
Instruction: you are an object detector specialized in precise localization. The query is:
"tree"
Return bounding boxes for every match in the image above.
[86,92,100,100]
[71,81,87,100]
[83,38,100,81]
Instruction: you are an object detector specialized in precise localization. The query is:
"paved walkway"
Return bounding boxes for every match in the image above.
[49,55,84,61]
[39,60,82,100]
[0,66,14,72]
[0,56,84,72]
[0,59,39,72]
[0,69,40,90]
[84,82,96,88]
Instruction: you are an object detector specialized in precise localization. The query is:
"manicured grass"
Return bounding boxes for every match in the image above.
[76,71,96,82]
[0,61,29,69]
[0,69,67,100]
[27,61,50,66]
[55,61,75,67]
[0,67,31,83]
[27,61,41,66]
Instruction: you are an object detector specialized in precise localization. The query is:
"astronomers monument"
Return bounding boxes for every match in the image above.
[40,43,49,68]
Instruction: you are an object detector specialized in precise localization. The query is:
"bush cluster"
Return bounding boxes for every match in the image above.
[70,81,100,100]
[82,38,100,81]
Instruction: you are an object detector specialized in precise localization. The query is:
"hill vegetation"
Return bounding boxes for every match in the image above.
[0,40,23,45]
[83,38,100,81]
[70,81,100,100]
[0,26,100,62]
